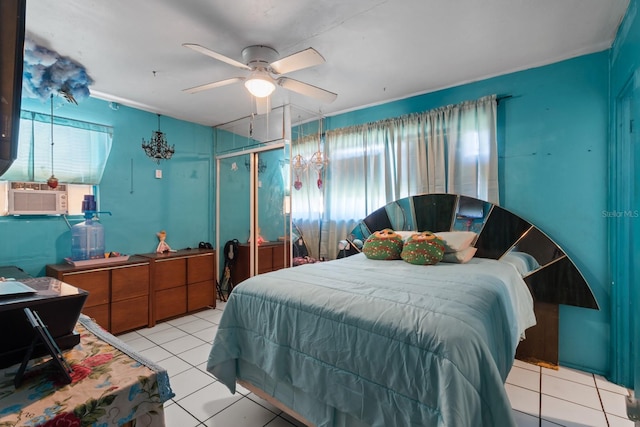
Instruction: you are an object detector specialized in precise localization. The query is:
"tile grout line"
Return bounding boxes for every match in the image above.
[538,368,542,427]
[535,369,622,426]
[170,400,203,425]
[593,373,611,427]
[538,387,612,415]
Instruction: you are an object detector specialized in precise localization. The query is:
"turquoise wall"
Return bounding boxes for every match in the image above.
[326,52,611,375]
[0,96,214,276]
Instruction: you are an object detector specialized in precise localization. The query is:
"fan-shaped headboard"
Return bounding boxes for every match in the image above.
[348,194,598,365]
[349,193,597,309]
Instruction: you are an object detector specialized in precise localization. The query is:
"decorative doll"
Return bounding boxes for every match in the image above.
[156,230,172,253]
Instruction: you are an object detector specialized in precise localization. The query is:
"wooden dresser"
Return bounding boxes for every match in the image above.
[232,242,290,285]
[46,249,216,334]
[139,249,216,324]
[46,256,151,335]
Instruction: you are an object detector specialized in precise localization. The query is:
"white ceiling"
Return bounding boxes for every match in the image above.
[25,0,629,128]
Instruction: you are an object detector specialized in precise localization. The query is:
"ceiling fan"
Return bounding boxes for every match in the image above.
[182,43,337,114]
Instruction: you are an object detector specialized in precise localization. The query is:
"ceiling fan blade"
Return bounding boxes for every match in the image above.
[255,96,271,116]
[277,77,337,103]
[183,77,245,94]
[270,48,325,74]
[183,43,251,70]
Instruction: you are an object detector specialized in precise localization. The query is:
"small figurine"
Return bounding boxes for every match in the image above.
[156,230,172,253]
[247,227,265,246]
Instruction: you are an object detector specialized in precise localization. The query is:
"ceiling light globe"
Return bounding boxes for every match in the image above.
[245,75,275,98]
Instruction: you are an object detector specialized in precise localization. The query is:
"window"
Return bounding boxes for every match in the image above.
[0,110,112,216]
[294,95,498,259]
[1,110,112,184]
[323,96,498,225]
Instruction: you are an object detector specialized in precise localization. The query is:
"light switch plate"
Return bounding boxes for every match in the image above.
[155,169,162,179]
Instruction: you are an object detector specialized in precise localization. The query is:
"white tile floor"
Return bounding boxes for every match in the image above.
[117,300,635,427]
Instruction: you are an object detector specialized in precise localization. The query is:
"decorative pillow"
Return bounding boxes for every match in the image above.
[400,231,445,265]
[441,247,477,264]
[362,229,404,260]
[435,231,477,253]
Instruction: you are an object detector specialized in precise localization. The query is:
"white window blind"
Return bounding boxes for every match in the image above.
[1,110,112,184]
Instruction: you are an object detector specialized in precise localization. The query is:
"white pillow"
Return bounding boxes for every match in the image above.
[435,231,477,253]
[441,247,477,264]
[393,230,417,241]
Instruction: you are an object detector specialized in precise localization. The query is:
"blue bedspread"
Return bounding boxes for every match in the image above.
[207,255,535,427]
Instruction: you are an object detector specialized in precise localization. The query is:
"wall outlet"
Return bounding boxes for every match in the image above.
[155,169,162,179]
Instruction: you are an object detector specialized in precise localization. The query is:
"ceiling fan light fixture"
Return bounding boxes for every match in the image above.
[244,71,275,98]
[182,43,336,103]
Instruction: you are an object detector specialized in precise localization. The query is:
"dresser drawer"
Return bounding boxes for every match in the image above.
[111,295,149,334]
[111,264,149,302]
[257,247,274,273]
[82,304,109,330]
[271,244,290,270]
[62,270,109,308]
[187,253,215,284]
[154,258,186,290]
[188,280,215,311]
[155,287,187,320]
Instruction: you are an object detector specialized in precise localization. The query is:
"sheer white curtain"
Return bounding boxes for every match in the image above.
[294,95,498,260]
[321,126,368,257]
[372,117,430,201]
[445,96,499,202]
[291,134,324,259]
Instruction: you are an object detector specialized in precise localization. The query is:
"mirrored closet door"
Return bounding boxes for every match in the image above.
[215,105,293,293]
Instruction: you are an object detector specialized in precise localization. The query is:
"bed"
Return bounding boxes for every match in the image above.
[207,193,599,427]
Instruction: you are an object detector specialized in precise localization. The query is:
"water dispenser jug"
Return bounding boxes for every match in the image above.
[70,195,110,261]
[71,218,104,260]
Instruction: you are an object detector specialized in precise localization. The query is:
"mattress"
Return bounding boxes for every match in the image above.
[207,254,536,427]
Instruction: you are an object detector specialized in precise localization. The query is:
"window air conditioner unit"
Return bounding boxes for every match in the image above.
[8,181,68,215]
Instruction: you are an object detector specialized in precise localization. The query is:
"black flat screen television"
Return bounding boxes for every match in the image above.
[0,0,26,178]
[0,277,88,368]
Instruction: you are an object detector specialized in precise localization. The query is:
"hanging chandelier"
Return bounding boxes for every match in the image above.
[309,150,328,171]
[291,153,308,190]
[291,116,328,190]
[142,114,175,163]
[309,150,328,189]
[310,117,328,189]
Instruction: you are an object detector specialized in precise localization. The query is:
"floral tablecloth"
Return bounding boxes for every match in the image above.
[0,315,173,426]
